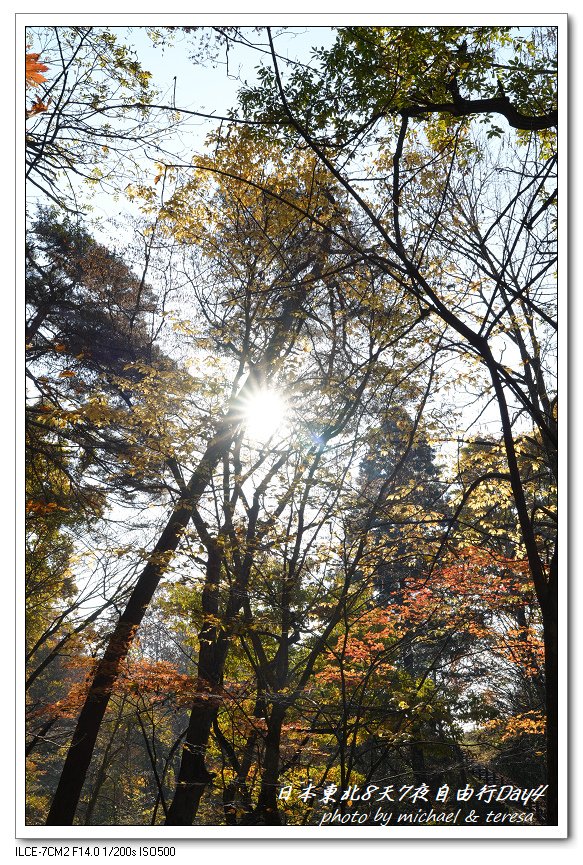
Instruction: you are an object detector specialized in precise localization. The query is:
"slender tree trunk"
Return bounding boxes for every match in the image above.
[164,522,232,825]
[543,610,558,825]
[164,551,264,824]
[26,718,56,757]
[255,705,286,825]
[83,699,125,825]
[151,728,187,825]
[542,545,559,825]
[164,629,230,824]
[486,360,559,825]
[164,701,220,825]
[398,577,427,784]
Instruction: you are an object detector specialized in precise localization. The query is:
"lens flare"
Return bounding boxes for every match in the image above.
[242,389,286,443]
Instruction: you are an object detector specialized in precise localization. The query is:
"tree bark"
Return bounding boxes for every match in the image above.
[255,705,286,825]
[542,545,559,825]
[164,701,221,825]
[165,535,230,826]
[83,699,125,825]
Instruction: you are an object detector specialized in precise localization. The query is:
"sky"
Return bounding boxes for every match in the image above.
[127,25,336,119]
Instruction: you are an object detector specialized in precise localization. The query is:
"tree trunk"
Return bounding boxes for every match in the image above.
[164,628,230,824]
[255,705,286,825]
[164,702,219,825]
[83,699,125,825]
[542,546,559,825]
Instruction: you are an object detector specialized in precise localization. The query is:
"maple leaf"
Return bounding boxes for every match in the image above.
[26,98,48,118]
[26,53,48,88]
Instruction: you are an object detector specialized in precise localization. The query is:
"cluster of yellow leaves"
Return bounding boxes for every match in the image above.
[159,128,341,264]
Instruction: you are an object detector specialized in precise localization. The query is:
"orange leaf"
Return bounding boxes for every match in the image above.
[27,98,48,117]
[26,53,48,88]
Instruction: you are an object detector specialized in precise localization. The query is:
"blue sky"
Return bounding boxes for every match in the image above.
[123,26,336,142]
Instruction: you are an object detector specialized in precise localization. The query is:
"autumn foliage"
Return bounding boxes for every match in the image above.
[26,53,48,87]
[26,51,48,117]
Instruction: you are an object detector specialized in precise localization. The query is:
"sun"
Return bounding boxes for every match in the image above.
[242,388,287,443]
